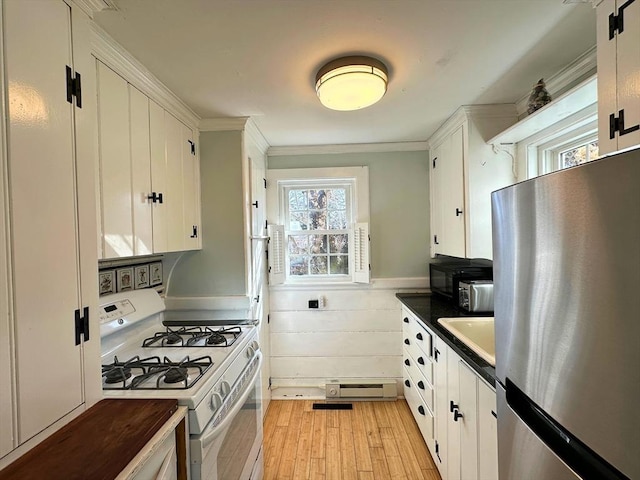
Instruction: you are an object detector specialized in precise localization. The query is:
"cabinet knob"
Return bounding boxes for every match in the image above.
[404,379,410,387]
[403,317,409,323]
[418,357,425,365]
[404,338,410,345]
[418,381,425,390]
[418,405,426,416]
[454,410,463,422]
[404,359,410,366]
[416,332,423,341]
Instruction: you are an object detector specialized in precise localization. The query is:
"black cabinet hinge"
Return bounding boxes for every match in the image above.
[434,234,439,245]
[435,440,442,463]
[66,66,82,108]
[74,306,89,345]
[609,0,636,39]
[432,157,437,169]
[609,109,640,139]
[267,314,270,324]
[188,140,196,155]
[263,178,267,189]
[268,377,272,390]
[190,225,198,238]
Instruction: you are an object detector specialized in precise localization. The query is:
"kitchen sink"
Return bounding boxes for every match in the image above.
[437,317,495,366]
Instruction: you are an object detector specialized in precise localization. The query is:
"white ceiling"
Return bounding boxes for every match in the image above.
[94,0,597,147]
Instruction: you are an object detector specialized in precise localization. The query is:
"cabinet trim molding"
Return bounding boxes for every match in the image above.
[267,141,428,156]
[90,22,200,129]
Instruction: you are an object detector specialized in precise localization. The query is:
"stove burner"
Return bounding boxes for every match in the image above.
[164,333,182,345]
[104,367,132,384]
[206,333,226,345]
[163,367,188,384]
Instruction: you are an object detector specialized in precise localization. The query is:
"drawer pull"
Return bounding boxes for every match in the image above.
[418,405,426,416]
[418,357,425,365]
[416,332,423,341]
[403,317,409,323]
[404,339,410,345]
[418,381,425,390]
[404,359,410,366]
[454,410,463,421]
[450,400,459,413]
[491,410,497,418]
[404,379,410,387]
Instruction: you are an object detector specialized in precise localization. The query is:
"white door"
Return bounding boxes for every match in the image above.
[4,0,84,442]
[443,125,466,258]
[97,61,133,258]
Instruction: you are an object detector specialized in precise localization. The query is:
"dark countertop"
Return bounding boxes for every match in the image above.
[0,399,181,480]
[396,293,496,387]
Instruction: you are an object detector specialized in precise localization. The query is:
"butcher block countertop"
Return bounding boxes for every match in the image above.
[0,399,187,480]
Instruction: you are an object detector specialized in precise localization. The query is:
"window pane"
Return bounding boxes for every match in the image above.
[560,145,587,169]
[329,234,348,253]
[588,142,599,161]
[289,211,308,231]
[290,255,308,275]
[308,189,327,209]
[309,210,327,230]
[288,235,308,254]
[309,235,327,254]
[330,255,349,274]
[288,190,308,211]
[310,256,328,274]
[328,211,347,229]
[327,188,346,210]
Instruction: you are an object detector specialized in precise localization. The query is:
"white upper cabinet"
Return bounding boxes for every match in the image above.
[95,60,201,258]
[1,0,100,460]
[597,0,640,155]
[428,106,517,260]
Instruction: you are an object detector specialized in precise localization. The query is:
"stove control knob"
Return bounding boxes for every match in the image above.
[219,380,231,398]
[246,346,254,358]
[251,340,259,350]
[210,392,223,412]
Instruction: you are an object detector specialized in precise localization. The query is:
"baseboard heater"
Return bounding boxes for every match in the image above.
[325,379,397,400]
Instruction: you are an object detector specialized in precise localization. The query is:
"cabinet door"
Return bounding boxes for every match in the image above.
[458,362,479,480]
[442,125,466,258]
[129,85,153,256]
[150,100,168,253]
[446,345,461,480]
[431,142,444,255]
[597,0,640,155]
[182,123,200,250]
[165,112,186,252]
[433,336,448,478]
[478,381,498,480]
[4,0,84,442]
[97,61,134,258]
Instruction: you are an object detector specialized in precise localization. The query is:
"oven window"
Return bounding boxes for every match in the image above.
[216,386,260,480]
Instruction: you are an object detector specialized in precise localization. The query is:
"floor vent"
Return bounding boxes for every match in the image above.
[325,379,397,400]
[312,403,353,410]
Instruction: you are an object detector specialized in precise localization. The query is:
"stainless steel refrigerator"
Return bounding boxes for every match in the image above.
[491,148,640,480]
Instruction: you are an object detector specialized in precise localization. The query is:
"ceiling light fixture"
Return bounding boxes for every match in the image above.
[315,56,388,111]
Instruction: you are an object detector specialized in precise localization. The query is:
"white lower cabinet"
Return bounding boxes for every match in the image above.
[401,308,498,480]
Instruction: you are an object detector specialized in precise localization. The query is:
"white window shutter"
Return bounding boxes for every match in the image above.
[353,222,370,284]
[267,224,285,285]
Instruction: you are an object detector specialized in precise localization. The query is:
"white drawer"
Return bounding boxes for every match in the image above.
[402,311,434,360]
[403,356,434,412]
[403,373,434,445]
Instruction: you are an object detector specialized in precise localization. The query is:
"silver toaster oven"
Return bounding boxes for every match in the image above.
[458,279,494,313]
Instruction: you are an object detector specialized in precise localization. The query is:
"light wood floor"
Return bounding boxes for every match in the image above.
[263,400,442,480]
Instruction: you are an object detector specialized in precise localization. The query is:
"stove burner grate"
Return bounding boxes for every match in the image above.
[142,326,242,348]
[102,355,213,390]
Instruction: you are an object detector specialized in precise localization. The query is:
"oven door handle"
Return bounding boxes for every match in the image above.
[200,352,262,448]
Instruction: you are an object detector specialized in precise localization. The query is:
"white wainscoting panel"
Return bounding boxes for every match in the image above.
[269,280,428,398]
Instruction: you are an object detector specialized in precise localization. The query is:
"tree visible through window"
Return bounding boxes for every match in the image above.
[286,186,350,277]
[559,140,599,169]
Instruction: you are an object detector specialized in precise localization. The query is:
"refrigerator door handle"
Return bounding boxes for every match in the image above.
[505,379,630,480]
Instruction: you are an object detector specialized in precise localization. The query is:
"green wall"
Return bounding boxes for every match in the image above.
[268,150,430,279]
[167,130,247,296]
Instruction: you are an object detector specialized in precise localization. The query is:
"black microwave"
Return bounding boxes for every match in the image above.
[429,260,493,305]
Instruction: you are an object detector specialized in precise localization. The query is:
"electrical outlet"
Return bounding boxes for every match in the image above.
[318,295,326,308]
[308,299,319,309]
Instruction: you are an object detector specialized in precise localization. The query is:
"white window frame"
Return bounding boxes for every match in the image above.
[538,126,599,175]
[266,166,370,285]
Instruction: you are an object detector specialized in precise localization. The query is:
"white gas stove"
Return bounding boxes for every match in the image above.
[99,289,263,480]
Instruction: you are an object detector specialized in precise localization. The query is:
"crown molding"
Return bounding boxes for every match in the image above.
[90,22,200,129]
[71,0,116,18]
[245,119,270,155]
[515,46,597,116]
[199,117,249,132]
[267,141,428,157]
